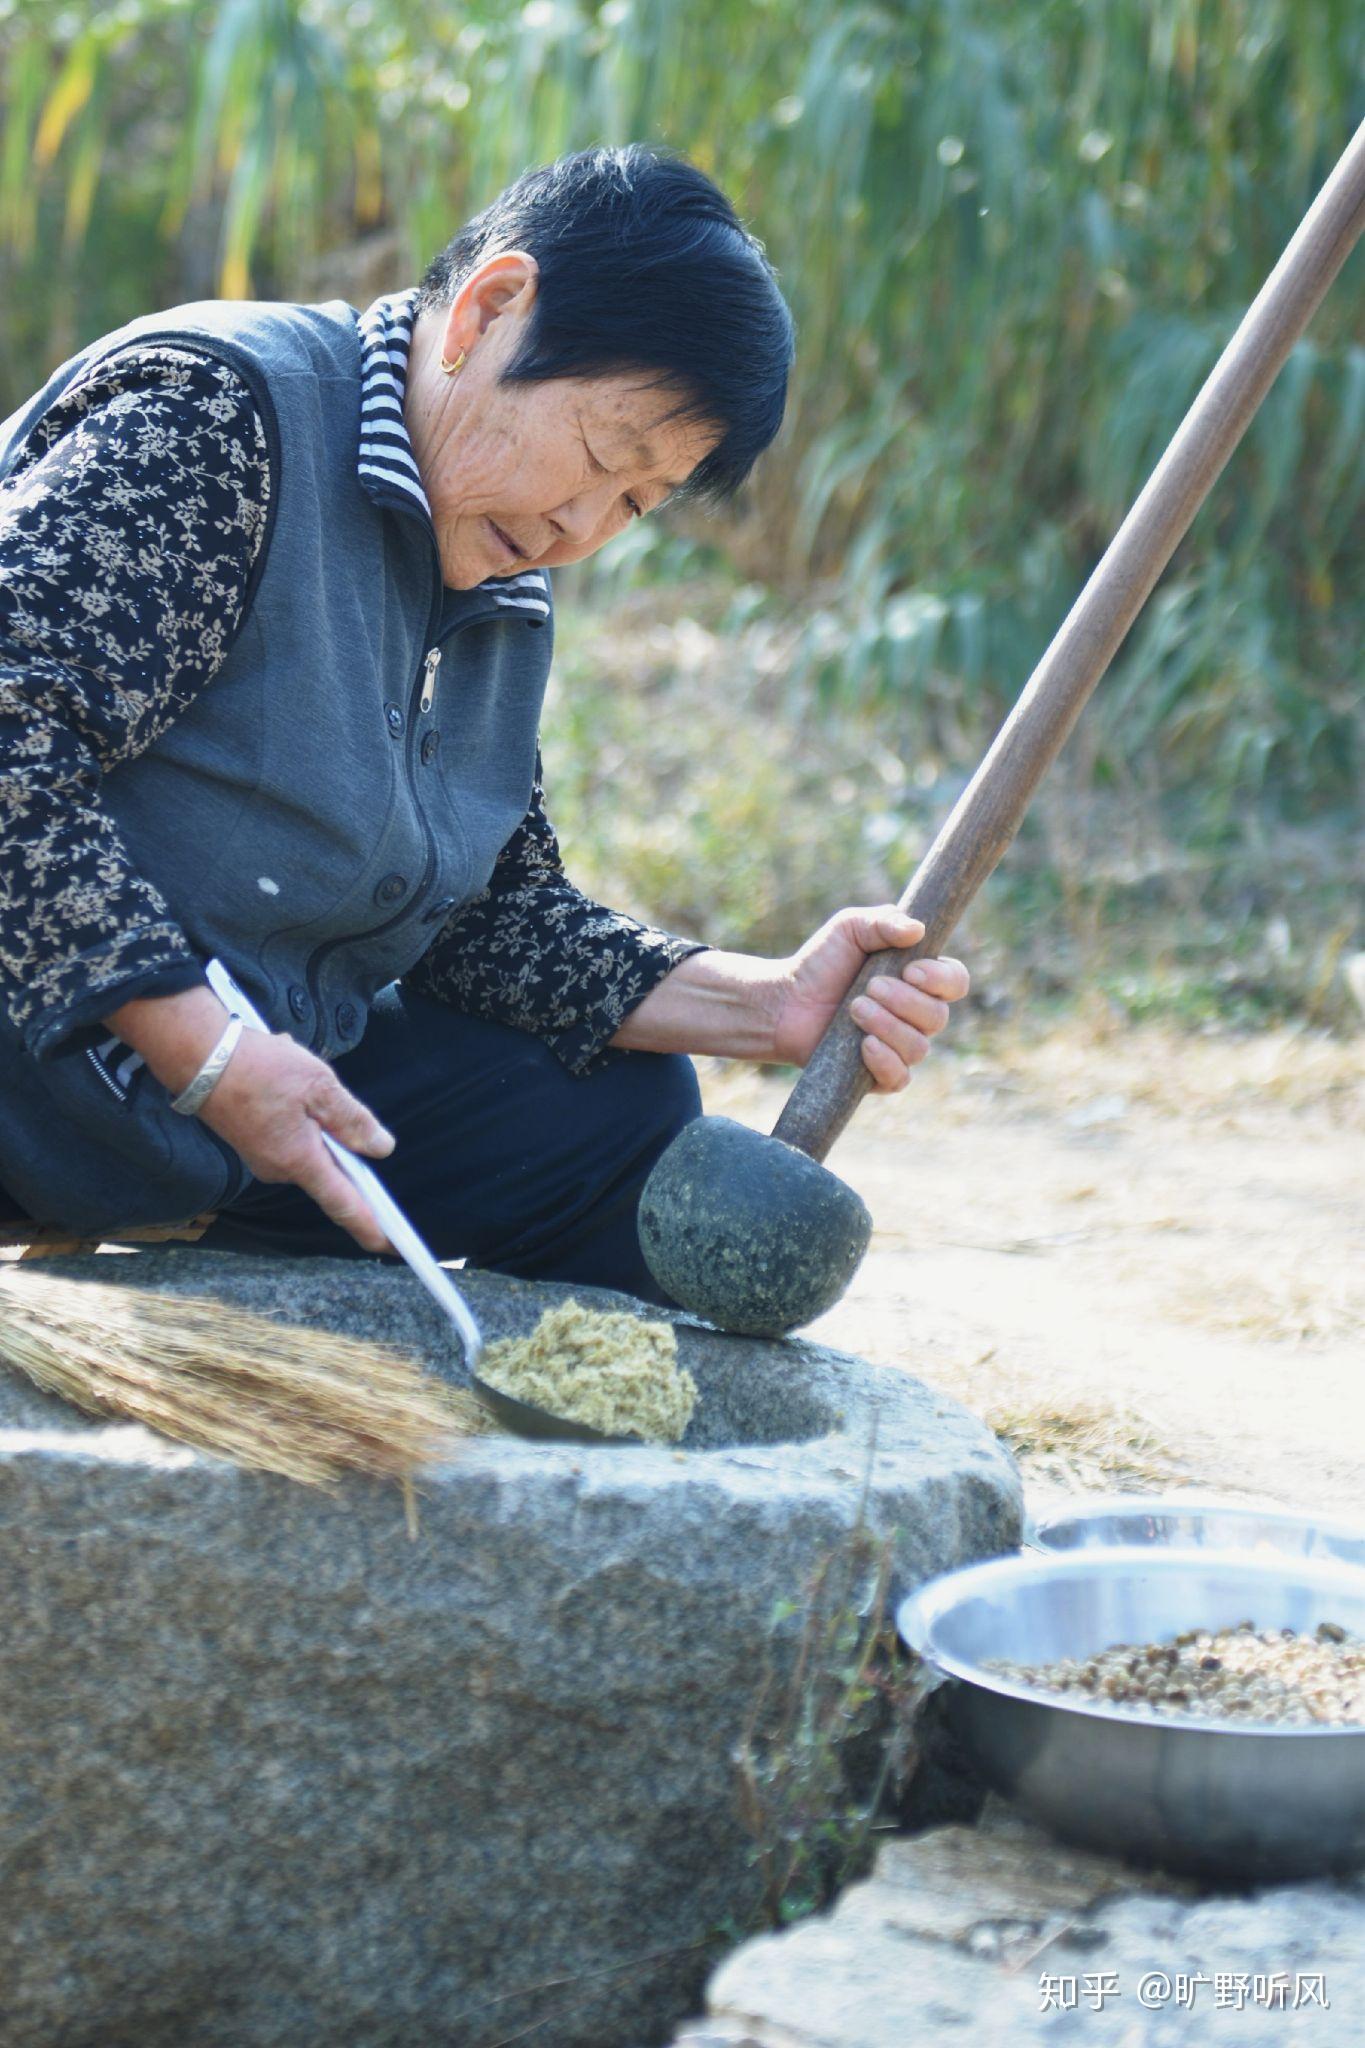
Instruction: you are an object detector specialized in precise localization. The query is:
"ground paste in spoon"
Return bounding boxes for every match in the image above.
[478,1300,698,1443]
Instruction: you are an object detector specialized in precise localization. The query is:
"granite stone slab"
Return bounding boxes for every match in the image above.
[673,1801,1365,2046]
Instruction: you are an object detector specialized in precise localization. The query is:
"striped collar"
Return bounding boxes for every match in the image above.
[356,287,550,623]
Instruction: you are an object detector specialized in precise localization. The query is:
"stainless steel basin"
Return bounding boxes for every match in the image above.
[899,1549,1365,1882]
[1027,1493,1365,1572]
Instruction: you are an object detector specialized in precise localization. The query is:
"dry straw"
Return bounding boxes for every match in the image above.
[0,1267,493,1491]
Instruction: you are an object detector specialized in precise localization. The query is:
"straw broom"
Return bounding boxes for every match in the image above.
[0,1265,495,1492]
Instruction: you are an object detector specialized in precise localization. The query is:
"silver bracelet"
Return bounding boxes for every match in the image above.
[169,1013,245,1117]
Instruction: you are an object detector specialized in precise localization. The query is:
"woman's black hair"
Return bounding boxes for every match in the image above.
[417,144,794,502]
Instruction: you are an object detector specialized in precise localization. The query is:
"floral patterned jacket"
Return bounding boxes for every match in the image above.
[0,290,704,1078]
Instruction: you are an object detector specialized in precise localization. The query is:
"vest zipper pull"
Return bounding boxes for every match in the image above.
[420,646,441,714]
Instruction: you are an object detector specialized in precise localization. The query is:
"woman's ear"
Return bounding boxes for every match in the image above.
[444,250,539,361]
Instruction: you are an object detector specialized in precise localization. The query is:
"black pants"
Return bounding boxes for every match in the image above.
[165,985,702,1305]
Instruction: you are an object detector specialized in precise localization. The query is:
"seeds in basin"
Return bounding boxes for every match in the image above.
[987,1618,1365,1726]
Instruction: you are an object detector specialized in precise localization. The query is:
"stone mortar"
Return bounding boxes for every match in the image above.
[0,1250,1020,2048]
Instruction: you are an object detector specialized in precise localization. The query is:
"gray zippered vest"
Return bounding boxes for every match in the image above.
[0,297,553,1233]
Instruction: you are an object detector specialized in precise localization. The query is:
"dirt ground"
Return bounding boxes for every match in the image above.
[700,1017,1365,1521]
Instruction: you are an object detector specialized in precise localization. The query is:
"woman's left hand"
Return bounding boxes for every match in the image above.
[772,906,970,1092]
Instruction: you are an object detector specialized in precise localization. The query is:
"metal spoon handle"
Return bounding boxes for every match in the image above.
[202,959,483,1369]
[317,1133,483,1367]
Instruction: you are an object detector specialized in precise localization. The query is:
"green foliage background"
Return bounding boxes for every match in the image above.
[1,0,1362,997]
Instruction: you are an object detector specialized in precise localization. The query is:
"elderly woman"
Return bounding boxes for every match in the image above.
[0,146,967,1301]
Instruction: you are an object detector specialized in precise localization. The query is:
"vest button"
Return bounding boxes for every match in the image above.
[384,702,405,737]
[420,730,440,765]
[287,985,310,1023]
[375,872,408,906]
[335,1001,358,1038]
[423,895,459,924]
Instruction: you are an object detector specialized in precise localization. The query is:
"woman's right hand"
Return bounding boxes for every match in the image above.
[101,984,397,1254]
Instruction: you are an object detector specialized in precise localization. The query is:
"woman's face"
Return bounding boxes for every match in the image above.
[406,251,720,590]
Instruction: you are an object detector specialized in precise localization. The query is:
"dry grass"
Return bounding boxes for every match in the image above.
[987,1394,1202,1495]
[0,1268,495,1490]
[704,1018,1364,1144]
[1160,1265,1365,1347]
[949,1019,1365,1127]
[913,1345,1202,1496]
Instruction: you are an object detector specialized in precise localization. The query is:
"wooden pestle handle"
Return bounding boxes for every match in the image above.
[774,115,1365,1164]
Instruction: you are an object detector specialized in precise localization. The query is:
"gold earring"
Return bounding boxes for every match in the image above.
[439,348,466,376]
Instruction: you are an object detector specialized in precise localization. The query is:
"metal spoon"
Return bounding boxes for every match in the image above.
[205,959,481,1357]
[203,960,619,1441]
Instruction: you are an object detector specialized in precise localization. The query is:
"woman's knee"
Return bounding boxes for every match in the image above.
[647,1049,704,1135]
[601,1048,702,1156]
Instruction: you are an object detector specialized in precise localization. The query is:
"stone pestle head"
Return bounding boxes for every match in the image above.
[636,1115,872,1338]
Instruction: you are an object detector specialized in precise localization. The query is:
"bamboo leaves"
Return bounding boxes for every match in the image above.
[1,0,1360,806]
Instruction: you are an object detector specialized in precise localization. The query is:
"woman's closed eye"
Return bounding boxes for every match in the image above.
[582,435,644,518]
